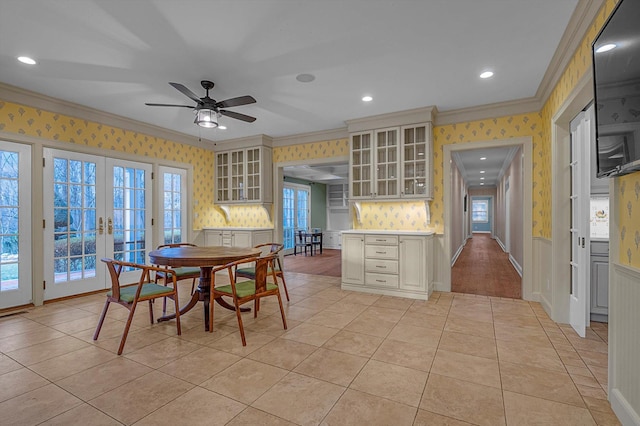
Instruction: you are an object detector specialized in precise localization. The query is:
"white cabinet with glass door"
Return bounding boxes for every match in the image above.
[43,149,152,300]
[350,128,400,199]
[0,141,32,310]
[215,146,272,204]
[401,123,432,199]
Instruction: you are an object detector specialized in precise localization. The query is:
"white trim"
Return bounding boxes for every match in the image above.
[610,389,640,426]
[272,128,348,147]
[496,237,507,252]
[451,242,465,267]
[509,254,523,277]
[444,137,532,299]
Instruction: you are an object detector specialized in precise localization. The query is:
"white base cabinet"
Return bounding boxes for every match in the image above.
[203,228,273,248]
[341,230,433,300]
[324,230,343,249]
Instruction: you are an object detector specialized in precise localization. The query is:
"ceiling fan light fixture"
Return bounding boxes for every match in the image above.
[195,109,218,128]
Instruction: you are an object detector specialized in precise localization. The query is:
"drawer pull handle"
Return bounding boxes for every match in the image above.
[375,251,386,254]
[375,239,385,242]
[376,265,386,268]
[375,279,386,283]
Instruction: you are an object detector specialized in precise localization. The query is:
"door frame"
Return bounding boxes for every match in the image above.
[443,137,533,299]
[274,156,349,251]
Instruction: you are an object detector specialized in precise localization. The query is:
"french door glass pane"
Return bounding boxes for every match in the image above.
[163,172,183,244]
[0,151,19,292]
[113,166,146,264]
[283,188,295,249]
[53,157,97,283]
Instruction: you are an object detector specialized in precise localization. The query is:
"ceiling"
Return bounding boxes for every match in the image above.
[0,0,580,145]
[453,146,520,188]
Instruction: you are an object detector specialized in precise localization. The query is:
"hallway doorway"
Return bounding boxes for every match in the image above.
[451,233,522,298]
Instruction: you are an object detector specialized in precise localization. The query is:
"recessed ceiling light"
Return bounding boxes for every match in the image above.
[296,73,315,83]
[480,157,487,160]
[596,44,616,53]
[480,183,485,185]
[480,177,485,180]
[362,95,373,102]
[17,56,36,65]
[480,170,485,174]
[218,125,227,130]
[479,71,494,79]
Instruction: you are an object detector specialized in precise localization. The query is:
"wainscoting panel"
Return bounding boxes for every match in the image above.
[433,234,449,292]
[609,262,640,425]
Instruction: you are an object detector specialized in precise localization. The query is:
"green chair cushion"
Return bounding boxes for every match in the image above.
[215,280,279,298]
[157,266,200,279]
[109,283,175,303]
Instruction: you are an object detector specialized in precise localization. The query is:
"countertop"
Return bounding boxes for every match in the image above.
[202,227,274,231]
[341,229,435,236]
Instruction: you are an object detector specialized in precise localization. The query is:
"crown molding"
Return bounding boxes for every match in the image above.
[435,97,540,126]
[536,0,604,103]
[272,127,348,147]
[0,82,215,149]
[211,134,274,150]
[346,106,437,133]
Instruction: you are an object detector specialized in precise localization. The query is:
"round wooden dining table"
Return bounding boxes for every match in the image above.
[149,245,260,331]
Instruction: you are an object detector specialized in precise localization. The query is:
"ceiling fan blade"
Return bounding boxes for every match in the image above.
[169,82,202,103]
[215,95,256,108]
[145,103,194,108]
[220,110,257,123]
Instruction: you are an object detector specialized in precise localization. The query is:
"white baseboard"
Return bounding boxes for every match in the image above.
[496,237,507,252]
[610,388,640,426]
[509,254,523,277]
[433,281,448,292]
[451,243,465,267]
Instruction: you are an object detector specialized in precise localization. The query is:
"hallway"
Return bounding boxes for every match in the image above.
[452,233,522,299]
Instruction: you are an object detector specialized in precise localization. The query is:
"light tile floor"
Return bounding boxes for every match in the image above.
[0,272,620,425]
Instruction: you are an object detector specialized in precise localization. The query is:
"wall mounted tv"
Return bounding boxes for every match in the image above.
[592,0,640,177]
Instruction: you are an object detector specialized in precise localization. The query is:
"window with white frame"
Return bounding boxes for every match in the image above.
[472,199,489,223]
[159,166,188,244]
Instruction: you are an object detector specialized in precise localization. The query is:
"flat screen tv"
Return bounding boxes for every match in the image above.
[592,0,640,177]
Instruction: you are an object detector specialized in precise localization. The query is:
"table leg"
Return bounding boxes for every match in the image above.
[158,265,250,331]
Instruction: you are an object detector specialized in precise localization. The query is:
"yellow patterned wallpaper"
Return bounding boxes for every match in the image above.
[618,175,640,266]
[433,114,544,236]
[354,201,430,230]
[273,139,349,163]
[0,99,227,229]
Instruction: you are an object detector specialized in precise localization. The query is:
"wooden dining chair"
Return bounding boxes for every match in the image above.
[234,242,290,301]
[154,243,201,295]
[94,258,181,355]
[209,253,287,346]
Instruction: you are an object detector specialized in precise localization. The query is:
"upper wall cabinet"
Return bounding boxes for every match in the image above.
[215,145,273,204]
[347,107,435,201]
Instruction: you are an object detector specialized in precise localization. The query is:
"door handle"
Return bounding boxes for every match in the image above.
[98,217,104,235]
[107,217,113,235]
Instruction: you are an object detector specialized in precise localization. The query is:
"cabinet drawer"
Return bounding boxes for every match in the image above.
[365,235,398,245]
[365,272,399,288]
[365,259,399,274]
[591,241,609,255]
[365,244,398,259]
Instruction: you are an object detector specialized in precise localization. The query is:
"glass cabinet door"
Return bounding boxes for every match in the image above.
[216,152,229,202]
[350,132,372,198]
[246,148,260,201]
[375,128,399,197]
[230,150,244,201]
[402,124,429,197]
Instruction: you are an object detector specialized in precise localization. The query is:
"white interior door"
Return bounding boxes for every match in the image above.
[0,141,32,309]
[569,108,592,337]
[43,149,151,300]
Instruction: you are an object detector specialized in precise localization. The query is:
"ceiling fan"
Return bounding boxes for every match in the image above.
[145,80,256,128]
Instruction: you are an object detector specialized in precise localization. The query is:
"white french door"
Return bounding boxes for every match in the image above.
[282,183,310,255]
[569,107,592,337]
[158,166,188,245]
[0,141,32,309]
[43,149,152,300]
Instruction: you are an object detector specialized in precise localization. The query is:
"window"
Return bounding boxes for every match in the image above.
[159,167,188,244]
[282,182,310,252]
[472,200,489,223]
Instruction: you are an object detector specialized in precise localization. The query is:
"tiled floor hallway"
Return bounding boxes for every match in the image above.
[0,271,619,425]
